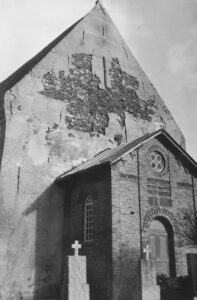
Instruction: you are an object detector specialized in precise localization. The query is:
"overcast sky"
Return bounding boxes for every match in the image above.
[0,0,197,160]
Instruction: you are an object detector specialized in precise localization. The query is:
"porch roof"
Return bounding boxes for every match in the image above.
[56,129,197,182]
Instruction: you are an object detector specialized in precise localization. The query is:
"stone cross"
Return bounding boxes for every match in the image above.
[72,240,82,257]
[143,244,151,260]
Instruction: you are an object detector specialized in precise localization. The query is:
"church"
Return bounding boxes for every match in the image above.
[0,1,196,300]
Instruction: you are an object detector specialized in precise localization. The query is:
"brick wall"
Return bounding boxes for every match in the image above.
[61,136,197,300]
[138,138,197,277]
[64,164,112,300]
[111,152,141,300]
[111,137,197,300]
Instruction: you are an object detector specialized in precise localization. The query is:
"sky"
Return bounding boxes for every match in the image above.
[0,0,197,160]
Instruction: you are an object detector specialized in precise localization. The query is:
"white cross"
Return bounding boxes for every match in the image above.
[72,240,82,257]
[143,244,151,260]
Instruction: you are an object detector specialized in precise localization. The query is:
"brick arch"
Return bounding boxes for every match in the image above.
[77,184,99,204]
[147,215,176,276]
[143,207,178,233]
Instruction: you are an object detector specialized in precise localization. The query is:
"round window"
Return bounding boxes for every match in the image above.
[150,151,165,172]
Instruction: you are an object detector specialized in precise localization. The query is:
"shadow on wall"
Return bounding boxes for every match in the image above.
[0,90,66,299]
[24,182,66,300]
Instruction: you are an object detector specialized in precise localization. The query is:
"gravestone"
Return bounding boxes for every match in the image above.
[141,244,160,300]
[143,244,151,260]
[61,241,90,300]
[187,253,197,298]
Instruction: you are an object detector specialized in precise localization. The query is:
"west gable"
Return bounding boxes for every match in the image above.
[0,1,184,172]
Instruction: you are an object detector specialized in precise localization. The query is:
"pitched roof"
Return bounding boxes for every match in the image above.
[56,129,197,182]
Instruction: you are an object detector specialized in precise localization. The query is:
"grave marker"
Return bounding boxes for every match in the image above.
[61,241,89,300]
[143,244,151,260]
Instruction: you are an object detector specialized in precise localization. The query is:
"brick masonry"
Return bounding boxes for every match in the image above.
[64,165,112,300]
[65,136,197,300]
[110,137,197,300]
[41,54,157,136]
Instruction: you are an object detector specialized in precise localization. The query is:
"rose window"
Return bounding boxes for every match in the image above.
[150,151,165,172]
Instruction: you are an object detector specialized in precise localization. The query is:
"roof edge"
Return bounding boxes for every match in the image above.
[55,161,110,183]
[56,129,197,182]
[114,129,197,167]
[0,16,84,94]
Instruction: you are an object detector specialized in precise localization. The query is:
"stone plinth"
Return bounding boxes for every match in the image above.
[68,256,89,300]
[61,255,89,300]
[141,259,160,300]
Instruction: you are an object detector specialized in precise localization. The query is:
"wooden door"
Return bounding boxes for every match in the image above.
[149,219,169,276]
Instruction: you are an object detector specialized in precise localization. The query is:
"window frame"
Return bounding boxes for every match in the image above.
[84,194,94,242]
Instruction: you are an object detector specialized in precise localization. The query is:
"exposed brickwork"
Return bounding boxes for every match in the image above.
[41,54,157,134]
[67,137,195,300]
[137,138,197,277]
[109,137,197,300]
[111,153,141,300]
[64,165,112,300]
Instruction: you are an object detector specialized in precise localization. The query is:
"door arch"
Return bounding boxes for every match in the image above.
[148,217,175,276]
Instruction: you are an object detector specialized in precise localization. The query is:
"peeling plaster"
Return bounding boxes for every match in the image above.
[41,53,157,135]
[28,127,50,165]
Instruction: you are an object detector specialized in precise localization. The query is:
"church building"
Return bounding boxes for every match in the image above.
[0,1,196,300]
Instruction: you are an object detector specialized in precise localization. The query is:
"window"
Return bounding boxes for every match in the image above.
[84,195,94,241]
[150,151,165,173]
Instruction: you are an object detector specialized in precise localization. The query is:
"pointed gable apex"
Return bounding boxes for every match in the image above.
[0,0,115,93]
[0,1,184,148]
[0,17,84,93]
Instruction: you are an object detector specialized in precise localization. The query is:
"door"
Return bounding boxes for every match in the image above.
[149,219,169,276]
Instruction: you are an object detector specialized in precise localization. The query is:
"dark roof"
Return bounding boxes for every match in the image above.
[56,129,197,182]
[0,17,84,94]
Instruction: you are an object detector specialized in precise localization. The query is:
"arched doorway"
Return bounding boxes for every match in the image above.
[148,218,175,276]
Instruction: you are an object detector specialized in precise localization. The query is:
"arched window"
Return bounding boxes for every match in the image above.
[84,195,94,241]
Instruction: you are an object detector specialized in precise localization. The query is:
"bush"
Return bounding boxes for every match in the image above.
[157,274,192,300]
[177,208,197,246]
[157,274,189,289]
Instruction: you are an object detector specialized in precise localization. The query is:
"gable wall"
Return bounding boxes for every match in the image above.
[138,138,197,276]
[111,138,197,300]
